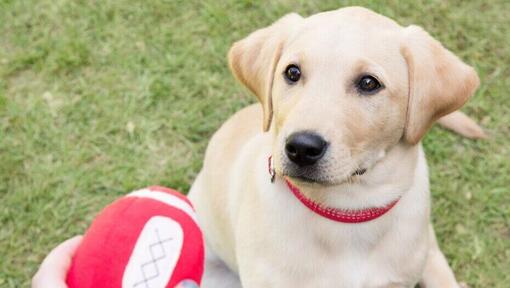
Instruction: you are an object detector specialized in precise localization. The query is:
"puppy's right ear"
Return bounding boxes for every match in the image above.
[228,13,303,132]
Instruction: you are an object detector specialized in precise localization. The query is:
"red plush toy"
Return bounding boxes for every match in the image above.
[66,186,204,288]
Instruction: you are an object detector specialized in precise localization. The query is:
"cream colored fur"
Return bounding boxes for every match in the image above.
[189,7,483,288]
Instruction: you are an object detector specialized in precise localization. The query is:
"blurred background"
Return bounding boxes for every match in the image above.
[0,0,508,286]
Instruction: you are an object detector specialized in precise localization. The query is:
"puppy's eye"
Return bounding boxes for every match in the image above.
[284,64,301,83]
[356,75,383,94]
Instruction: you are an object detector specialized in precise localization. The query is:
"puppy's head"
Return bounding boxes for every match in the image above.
[229,7,479,187]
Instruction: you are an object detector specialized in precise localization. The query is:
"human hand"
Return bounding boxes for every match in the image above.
[32,235,83,288]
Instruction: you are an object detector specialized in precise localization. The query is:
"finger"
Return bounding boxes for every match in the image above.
[174,279,199,288]
[40,235,83,277]
[32,235,83,288]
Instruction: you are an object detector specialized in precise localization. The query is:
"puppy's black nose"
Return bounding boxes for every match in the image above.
[285,132,327,166]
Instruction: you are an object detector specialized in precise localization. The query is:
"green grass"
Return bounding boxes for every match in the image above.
[0,0,508,286]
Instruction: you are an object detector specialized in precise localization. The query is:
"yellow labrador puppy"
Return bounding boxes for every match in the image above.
[189,7,484,288]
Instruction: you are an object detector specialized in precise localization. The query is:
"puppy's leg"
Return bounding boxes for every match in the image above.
[436,111,487,139]
[419,224,462,288]
[201,245,242,288]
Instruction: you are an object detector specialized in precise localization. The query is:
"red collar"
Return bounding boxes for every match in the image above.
[285,179,399,223]
[269,156,399,223]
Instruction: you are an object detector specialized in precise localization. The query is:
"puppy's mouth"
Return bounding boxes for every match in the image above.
[288,175,331,185]
[352,168,367,176]
[282,167,368,186]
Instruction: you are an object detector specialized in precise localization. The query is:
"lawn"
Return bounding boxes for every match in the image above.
[0,0,508,287]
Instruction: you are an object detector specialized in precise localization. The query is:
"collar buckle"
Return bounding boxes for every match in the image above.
[268,156,276,183]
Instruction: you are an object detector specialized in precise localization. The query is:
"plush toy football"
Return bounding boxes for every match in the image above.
[66,186,204,288]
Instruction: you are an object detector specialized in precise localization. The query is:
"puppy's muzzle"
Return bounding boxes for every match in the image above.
[285,132,328,167]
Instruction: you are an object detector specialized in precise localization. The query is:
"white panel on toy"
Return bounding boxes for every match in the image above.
[127,189,198,224]
[122,216,184,288]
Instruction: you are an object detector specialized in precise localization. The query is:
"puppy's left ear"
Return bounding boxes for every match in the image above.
[401,25,480,144]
